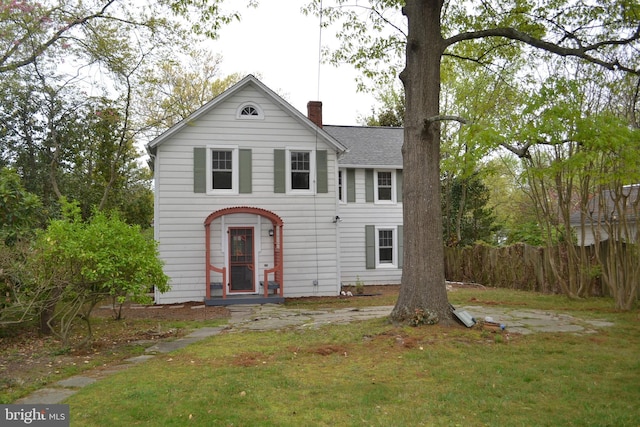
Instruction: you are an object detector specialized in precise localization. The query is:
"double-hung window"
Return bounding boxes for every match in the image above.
[207,146,239,194]
[290,151,310,190]
[365,225,402,269]
[284,149,316,194]
[212,150,233,190]
[377,172,392,201]
[374,170,396,203]
[376,228,397,267]
[274,148,326,194]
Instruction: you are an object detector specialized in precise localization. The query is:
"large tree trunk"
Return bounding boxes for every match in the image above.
[391,0,452,323]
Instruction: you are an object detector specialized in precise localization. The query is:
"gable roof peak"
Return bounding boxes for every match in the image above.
[146,74,347,155]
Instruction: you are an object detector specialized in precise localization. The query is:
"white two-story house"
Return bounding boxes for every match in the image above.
[147,75,403,305]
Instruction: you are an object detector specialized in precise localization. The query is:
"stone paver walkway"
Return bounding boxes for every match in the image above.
[14,303,613,404]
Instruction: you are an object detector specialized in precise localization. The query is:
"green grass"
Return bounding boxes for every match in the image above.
[66,289,640,427]
[0,315,228,404]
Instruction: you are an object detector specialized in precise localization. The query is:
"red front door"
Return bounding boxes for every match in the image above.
[229,227,255,292]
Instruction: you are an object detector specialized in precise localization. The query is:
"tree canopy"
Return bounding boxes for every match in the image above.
[306,0,640,321]
[0,0,249,342]
[1,0,247,224]
[0,0,242,73]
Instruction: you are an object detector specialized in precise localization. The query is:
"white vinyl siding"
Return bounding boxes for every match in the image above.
[337,169,404,286]
[153,85,341,303]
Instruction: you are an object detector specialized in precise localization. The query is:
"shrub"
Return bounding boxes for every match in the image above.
[10,199,169,346]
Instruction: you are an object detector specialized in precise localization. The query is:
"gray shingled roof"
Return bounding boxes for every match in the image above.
[323,125,403,168]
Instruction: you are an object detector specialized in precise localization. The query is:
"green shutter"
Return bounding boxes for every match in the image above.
[396,170,403,203]
[239,149,252,193]
[194,147,206,193]
[316,150,328,193]
[365,169,374,203]
[365,225,375,269]
[274,149,286,193]
[347,169,356,203]
[397,225,403,268]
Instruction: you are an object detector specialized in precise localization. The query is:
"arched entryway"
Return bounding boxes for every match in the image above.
[204,207,284,303]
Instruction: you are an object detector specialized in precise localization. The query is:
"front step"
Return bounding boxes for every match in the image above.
[204,295,284,306]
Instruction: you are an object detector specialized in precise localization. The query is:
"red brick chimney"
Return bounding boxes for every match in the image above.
[307,101,323,128]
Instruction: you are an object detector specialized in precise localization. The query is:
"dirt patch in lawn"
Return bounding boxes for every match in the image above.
[0,302,229,403]
[1,284,448,402]
[1,287,398,402]
[93,301,230,322]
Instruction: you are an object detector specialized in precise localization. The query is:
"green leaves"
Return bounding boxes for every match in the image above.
[36,199,169,304]
[136,49,243,133]
[304,0,406,90]
[164,0,241,39]
[0,168,42,245]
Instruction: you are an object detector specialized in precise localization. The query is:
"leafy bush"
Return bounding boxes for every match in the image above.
[0,168,42,245]
[5,199,169,346]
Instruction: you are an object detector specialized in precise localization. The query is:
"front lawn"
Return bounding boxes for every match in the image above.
[66,288,640,426]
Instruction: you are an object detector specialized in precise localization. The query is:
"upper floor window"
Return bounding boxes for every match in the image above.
[212,150,233,190]
[274,148,326,195]
[207,146,238,194]
[236,102,264,120]
[290,151,310,190]
[284,149,316,194]
[241,106,259,116]
[375,170,395,203]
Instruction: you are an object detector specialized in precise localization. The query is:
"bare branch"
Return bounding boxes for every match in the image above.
[444,26,640,75]
[336,3,407,38]
[500,137,580,159]
[500,141,533,159]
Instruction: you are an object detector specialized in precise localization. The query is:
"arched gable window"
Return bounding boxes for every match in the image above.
[236,102,264,119]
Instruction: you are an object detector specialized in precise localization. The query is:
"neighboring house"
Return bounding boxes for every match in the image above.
[147,75,403,305]
[570,185,639,246]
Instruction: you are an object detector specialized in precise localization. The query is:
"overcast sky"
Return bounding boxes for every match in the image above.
[207,1,378,126]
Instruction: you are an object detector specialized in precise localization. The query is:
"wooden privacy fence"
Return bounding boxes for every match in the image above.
[444,243,605,295]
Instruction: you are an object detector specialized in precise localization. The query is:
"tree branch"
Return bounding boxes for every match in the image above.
[0,0,119,73]
[443,26,640,75]
[500,141,533,159]
[425,115,469,124]
[333,3,407,38]
[500,137,581,159]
